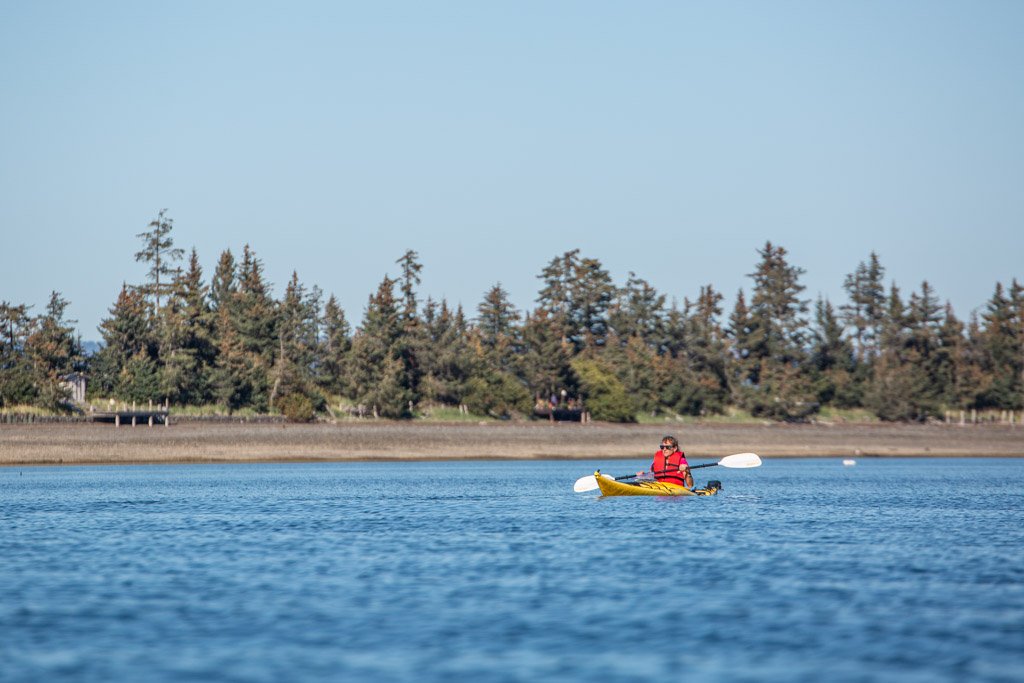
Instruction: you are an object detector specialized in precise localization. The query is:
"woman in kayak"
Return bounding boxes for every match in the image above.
[651,436,693,488]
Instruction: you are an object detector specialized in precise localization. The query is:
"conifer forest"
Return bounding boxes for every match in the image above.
[2,212,1022,422]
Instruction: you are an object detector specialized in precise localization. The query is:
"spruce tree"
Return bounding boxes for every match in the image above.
[393,251,426,407]
[0,302,35,407]
[23,292,82,410]
[727,289,756,390]
[348,276,413,417]
[572,257,616,349]
[868,284,928,420]
[536,249,580,345]
[319,294,351,397]
[271,271,323,411]
[739,243,816,419]
[159,249,216,405]
[518,308,574,407]
[809,297,857,408]
[904,281,944,417]
[93,285,157,399]
[841,252,886,364]
[679,285,731,414]
[466,284,530,417]
[210,249,237,315]
[476,283,519,371]
[419,299,475,407]
[980,282,1023,409]
[608,272,667,348]
[134,209,185,314]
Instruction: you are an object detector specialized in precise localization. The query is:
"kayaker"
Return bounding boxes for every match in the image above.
[650,436,693,488]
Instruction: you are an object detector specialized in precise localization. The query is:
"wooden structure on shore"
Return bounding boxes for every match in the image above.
[532,406,590,423]
[89,399,171,427]
[90,410,170,427]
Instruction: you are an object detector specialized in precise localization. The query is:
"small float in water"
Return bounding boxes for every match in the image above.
[842,459,857,466]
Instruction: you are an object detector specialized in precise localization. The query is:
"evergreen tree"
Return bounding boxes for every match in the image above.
[979,282,1023,409]
[23,292,82,410]
[572,257,616,348]
[809,297,857,407]
[535,250,615,350]
[536,249,580,344]
[348,276,413,417]
[271,271,323,411]
[210,249,237,314]
[737,243,816,419]
[319,294,351,396]
[393,251,426,407]
[215,245,277,410]
[934,302,973,410]
[134,209,185,313]
[464,285,531,417]
[0,302,34,407]
[904,281,944,417]
[419,299,475,407]
[600,331,660,415]
[518,308,575,406]
[476,283,520,372]
[608,272,667,348]
[747,242,809,362]
[679,285,731,414]
[159,249,216,405]
[93,285,157,398]
[841,252,886,363]
[727,289,756,390]
[867,284,929,420]
[395,249,423,323]
[234,245,278,362]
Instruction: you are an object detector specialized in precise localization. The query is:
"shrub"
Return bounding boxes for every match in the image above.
[570,358,637,423]
[463,369,531,418]
[277,393,316,422]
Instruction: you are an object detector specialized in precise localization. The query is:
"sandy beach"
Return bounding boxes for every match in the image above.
[1,420,1022,465]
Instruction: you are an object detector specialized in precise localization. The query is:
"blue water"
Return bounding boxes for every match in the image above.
[1,459,1022,682]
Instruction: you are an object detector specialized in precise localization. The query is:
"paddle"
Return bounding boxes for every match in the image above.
[572,452,762,492]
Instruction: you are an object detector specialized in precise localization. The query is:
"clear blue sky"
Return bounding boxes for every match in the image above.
[2,1,1022,338]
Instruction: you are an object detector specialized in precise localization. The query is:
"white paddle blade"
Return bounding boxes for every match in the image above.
[573,473,618,492]
[573,475,599,492]
[718,452,762,468]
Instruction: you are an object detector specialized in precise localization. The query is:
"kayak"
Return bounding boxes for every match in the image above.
[594,472,721,497]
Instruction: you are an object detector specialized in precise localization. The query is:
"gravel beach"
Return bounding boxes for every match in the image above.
[1,420,1022,465]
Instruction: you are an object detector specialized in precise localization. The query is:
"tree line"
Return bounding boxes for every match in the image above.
[2,211,1022,421]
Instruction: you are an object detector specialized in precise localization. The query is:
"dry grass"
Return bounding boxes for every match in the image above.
[1,420,1022,466]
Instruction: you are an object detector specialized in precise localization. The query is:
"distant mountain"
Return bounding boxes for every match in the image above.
[81,340,103,357]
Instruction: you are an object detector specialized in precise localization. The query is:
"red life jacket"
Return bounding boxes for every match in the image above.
[652,450,689,486]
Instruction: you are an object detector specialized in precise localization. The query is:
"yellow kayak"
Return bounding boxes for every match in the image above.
[594,472,721,497]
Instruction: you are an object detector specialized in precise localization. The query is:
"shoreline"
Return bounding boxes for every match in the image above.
[1,421,1022,466]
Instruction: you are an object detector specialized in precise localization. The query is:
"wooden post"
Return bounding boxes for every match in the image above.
[960,410,965,426]
[115,414,120,428]
[971,408,977,424]
[131,415,137,427]
[148,415,154,427]
[165,412,170,427]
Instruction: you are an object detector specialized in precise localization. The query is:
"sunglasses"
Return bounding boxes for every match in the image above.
[660,443,675,449]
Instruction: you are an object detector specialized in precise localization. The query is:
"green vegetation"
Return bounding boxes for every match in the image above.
[2,212,1022,423]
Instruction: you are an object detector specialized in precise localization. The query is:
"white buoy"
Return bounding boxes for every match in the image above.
[842,459,856,466]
